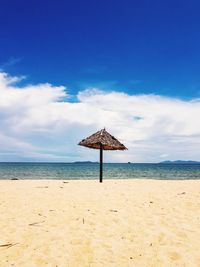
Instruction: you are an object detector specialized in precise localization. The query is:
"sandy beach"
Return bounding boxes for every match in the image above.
[0,179,200,267]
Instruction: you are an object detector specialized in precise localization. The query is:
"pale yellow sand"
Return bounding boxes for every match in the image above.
[0,179,200,267]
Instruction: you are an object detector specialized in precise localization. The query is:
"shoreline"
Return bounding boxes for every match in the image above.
[0,179,200,266]
[1,177,200,181]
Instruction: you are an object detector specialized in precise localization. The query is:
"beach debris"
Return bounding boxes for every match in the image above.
[49,209,54,211]
[0,243,13,247]
[82,218,85,224]
[60,186,63,188]
[130,257,133,259]
[36,186,48,188]
[0,243,19,249]
[11,178,18,180]
[29,220,45,226]
[178,192,186,195]
[63,181,69,183]
[150,201,153,204]
[109,209,118,212]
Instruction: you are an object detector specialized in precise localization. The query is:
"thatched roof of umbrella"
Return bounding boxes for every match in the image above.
[78,128,127,150]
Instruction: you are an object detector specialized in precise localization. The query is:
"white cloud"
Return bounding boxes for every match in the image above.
[0,71,200,162]
[159,154,170,158]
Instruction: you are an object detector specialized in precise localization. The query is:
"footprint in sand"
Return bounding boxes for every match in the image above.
[113,218,120,223]
[169,251,181,261]
[70,239,83,245]
[176,231,188,239]
[157,232,165,243]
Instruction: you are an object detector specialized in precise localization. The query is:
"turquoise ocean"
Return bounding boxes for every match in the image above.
[0,162,199,180]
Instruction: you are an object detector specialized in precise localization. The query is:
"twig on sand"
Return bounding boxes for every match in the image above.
[0,243,19,249]
[82,218,85,224]
[29,220,45,226]
[109,209,118,212]
[178,192,186,195]
[36,186,48,188]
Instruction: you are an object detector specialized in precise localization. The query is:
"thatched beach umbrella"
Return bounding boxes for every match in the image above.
[78,128,127,182]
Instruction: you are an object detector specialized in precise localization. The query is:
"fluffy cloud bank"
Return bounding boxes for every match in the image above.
[0,71,200,162]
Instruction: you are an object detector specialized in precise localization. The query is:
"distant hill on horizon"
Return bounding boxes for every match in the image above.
[159,160,200,164]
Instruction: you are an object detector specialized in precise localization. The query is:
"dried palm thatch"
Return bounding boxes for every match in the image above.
[78,129,127,182]
[78,128,127,150]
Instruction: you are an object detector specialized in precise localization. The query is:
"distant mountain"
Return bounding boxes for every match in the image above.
[159,160,200,164]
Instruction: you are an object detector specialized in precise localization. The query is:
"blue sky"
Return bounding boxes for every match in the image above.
[1,0,200,98]
[0,1,200,162]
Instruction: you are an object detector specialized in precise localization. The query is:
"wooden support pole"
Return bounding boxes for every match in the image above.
[99,145,103,183]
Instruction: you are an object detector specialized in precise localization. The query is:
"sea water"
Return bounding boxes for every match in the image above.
[0,162,199,180]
